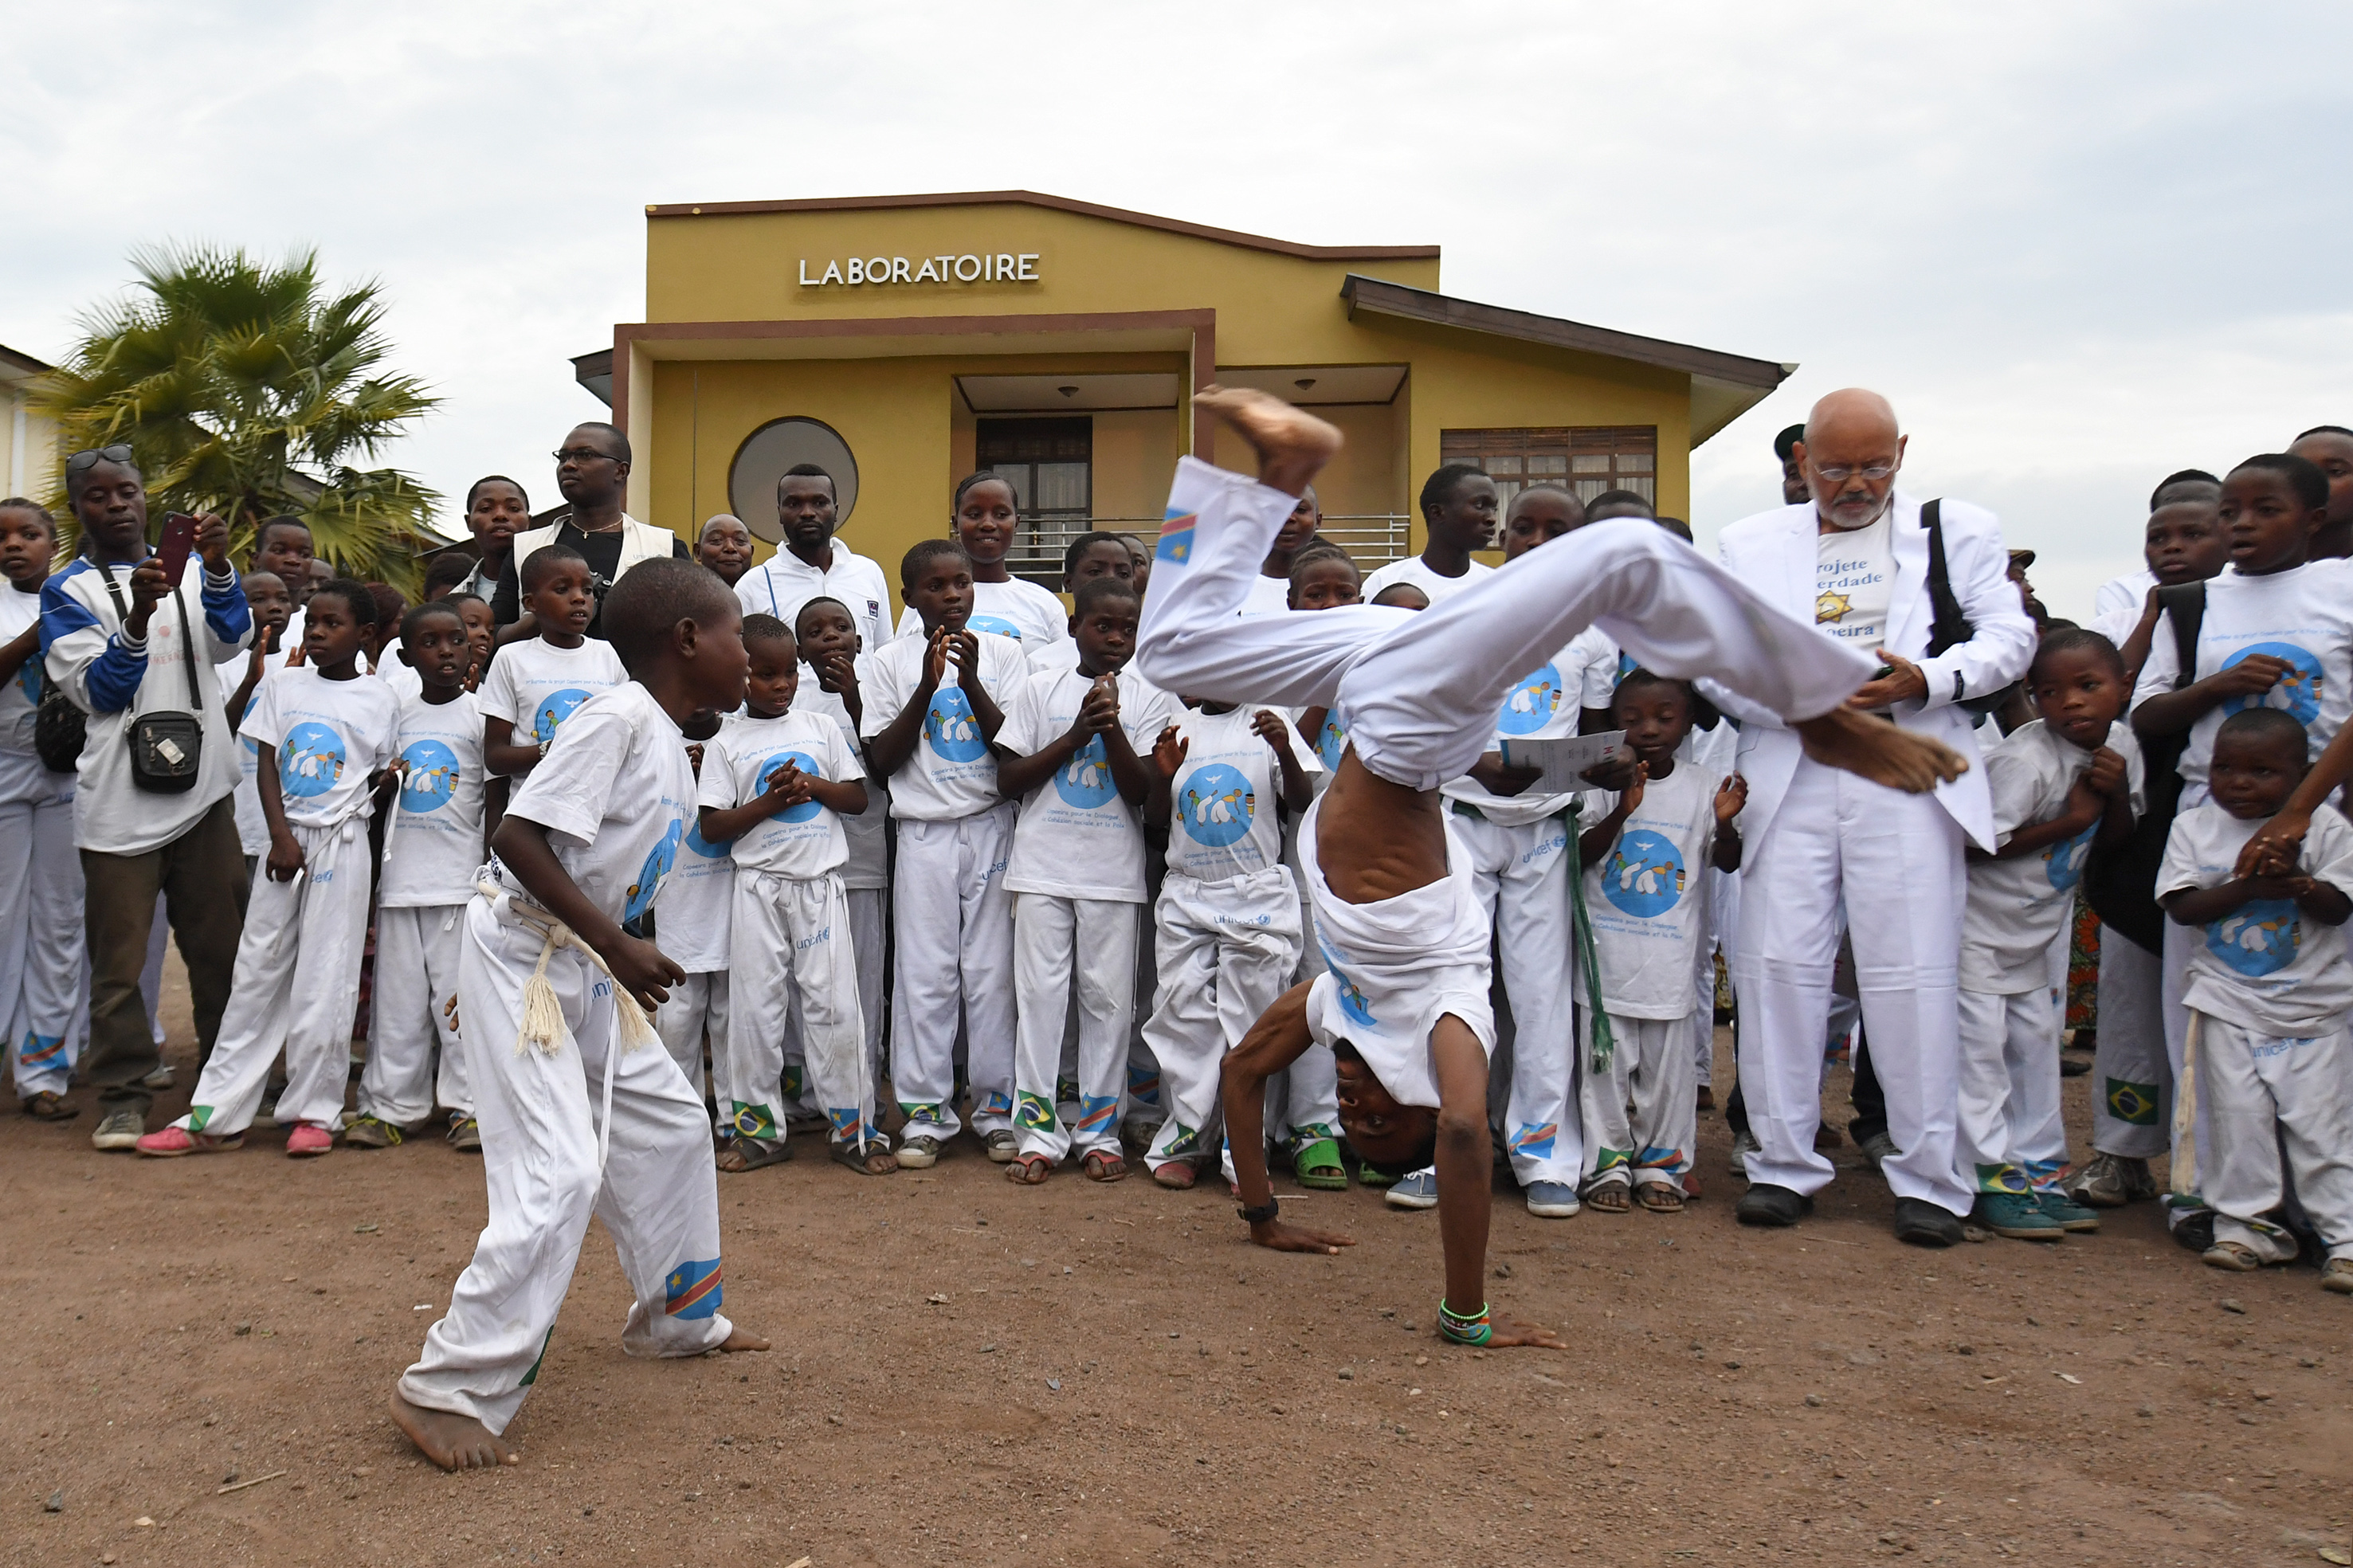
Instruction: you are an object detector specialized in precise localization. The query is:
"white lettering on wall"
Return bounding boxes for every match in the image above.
[798,253,1041,288]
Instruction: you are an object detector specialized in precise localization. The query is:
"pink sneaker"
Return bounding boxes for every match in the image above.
[135,1126,244,1158]
[285,1123,335,1158]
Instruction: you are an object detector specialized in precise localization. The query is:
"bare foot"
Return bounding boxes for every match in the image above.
[1793,706,1967,794]
[716,1325,770,1353]
[1191,386,1343,496]
[388,1389,519,1472]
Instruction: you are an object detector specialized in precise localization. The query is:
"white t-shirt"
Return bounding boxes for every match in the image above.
[735,543,894,657]
[379,689,486,908]
[2089,603,2143,650]
[999,665,1178,903]
[477,636,629,752]
[1815,514,1895,649]
[1360,555,1493,606]
[1237,575,1293,619]
[218,657,272,855]
[1962,720,2147,993]
[0,583,70,807]
[2094,568,2159,622]
[2132,560,2353,800]
[895,578,1069,654]
[1163,704,1319,882]
[860,625,1029,821]
[1441,633,1604,828]
[663,739,737,974]
[2159,802,2353,1037]
[698,708,861,881]
[242,666,402,831]
[1577,763,1717,1019]
[376,640,424,702]
[497,683,695,929]
[793,662,888,890]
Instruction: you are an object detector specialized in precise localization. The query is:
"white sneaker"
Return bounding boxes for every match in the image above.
[895,1134,940,1170]
[1727,1128,1759,1177]
[140,1064,175,1092]
[1386,1168,1439,1210]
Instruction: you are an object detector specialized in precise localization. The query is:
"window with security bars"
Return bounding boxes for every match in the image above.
[1440,426,1657,512]
[977,417,1092,585]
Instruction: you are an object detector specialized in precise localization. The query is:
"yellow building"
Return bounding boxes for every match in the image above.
[1,344,61,504]
[575,190,1787,602]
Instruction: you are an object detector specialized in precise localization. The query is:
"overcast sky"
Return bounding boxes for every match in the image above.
[9,1,2347,620]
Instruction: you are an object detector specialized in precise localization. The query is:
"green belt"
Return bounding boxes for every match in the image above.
[1563,800,1615,1074]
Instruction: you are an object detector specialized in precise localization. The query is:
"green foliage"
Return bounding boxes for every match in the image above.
[36,244,441,591]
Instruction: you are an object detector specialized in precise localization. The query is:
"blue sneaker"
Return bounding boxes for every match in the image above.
[1386,1168,1439,1210]
[2036,1188,2101,1233]
[1972,1190,2063,1241]
[1525,1180,1581,1218]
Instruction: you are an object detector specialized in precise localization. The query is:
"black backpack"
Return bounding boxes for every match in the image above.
[1921,499,2009,717]
[2083,582,2205,954]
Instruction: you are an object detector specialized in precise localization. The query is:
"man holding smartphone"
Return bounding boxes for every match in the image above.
[40,446,254,1150]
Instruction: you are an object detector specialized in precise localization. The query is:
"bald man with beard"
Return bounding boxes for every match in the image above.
[1713,390,2037,1246]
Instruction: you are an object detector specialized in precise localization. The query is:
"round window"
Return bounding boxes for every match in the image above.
[727,417,860,544]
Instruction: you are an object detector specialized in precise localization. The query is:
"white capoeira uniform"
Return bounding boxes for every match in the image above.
[653,801,735,1119]
[861,628,1030,1143]
[1000,664,1176,1163]
[703,707,870,1148]
[359,688,485,1127]
[798,664,892,1084]
[0,635,84,1100]
[401,683,734,1434]
[1687,712,1743,1085]
[170,667,400,1135]
[1135,456,1875,1123]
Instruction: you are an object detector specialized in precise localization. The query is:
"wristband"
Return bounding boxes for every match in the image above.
[1237,1197,1280,1225]
[1437,1298,1493,1347]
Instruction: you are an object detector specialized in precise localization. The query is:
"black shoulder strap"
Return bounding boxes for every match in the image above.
[92,559,202,712]
[2155,580,2206,692]
[1922,498,1974,660]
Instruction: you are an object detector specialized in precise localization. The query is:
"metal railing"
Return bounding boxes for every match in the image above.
[1007,514,1412,586]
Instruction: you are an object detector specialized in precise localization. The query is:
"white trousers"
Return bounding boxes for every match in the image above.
[360,904,473,1125]
[1142,868,1301,1171]
[399,900,733,1433]
[1453,809,1582,1186]
[1955,986,2067,1195]
[1579,1010,1701,1194]
[889,808,1015,1140]
[0,793,85,1097]
[1734,760,1971,1215]
[655,971,731,1124]
[2158,920,2220,1209]
[2092,929,2167,1158]
[2194,1014,2353,1264]
[846,884,887,1079]
[727,870,869,1147]
[172,821,373,1135]
[1013,892,1139,1160]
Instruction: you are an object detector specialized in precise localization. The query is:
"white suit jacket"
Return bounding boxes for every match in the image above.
[1710,492,2035,853]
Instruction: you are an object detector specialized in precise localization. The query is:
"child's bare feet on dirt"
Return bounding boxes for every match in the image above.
[1192,386,1342,495]
[716,1325,770,1353]
[389,1389,518,1472]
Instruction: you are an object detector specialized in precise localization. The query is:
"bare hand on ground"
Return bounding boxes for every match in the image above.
[1480,1311,1568,1350]
[1793,706,1967,794]
[1249,1220,1356,1256]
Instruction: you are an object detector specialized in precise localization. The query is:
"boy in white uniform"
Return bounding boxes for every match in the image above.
[350,602,488,1151]
[701,613,884,1174]
[479,544,628,783]
[138,582,402,1156]
[1573,670,1745,1213]
[1958,629,2143,1240]
[218,570,293,885]
[392,558,767,1472]
[655,708,735,1123]
[862,539,1031,1166]
[2158,706,2353,1293]
[793,598,891,1087]
[996,578,1175,1183]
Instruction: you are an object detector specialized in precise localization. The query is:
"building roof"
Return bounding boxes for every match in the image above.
[0,342,54,382]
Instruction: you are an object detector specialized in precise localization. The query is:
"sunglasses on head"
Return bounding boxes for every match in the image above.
[65,444,135,474]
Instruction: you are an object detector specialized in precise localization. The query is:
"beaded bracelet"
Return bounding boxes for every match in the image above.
[1437,1298,1492,1347]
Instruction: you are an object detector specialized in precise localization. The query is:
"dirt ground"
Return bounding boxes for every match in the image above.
[8,959,2353,1568]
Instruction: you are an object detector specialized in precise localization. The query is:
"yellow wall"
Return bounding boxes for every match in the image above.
[2,378,60,504]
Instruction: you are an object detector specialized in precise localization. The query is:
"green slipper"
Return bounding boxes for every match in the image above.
[1288,1129,1348,1191]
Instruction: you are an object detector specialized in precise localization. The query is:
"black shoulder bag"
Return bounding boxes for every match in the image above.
[1921,499,2010,717]
[2083,582,2204,955]
[96,565,208,794]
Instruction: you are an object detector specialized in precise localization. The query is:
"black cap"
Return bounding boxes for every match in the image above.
[1774,423,1806,462]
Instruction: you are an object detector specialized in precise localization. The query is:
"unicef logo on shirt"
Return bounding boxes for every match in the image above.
[1316,708,1347,770]
[2219,641,2322,726]
[1053,734,1116,809]
[2044,822,2095,891]
[279,723,347,798]
[924,688,988,761]
[2208,900,2299,977]
[1319,940,1380,1031]
[967,613,1024,643]
[684,819,730,860]
[1175,763,1255,847]
[532,688,592,744]
[761,751,826,823]
[1497,664,1563,735]
[625,820,684,924]
[1602,829,1685,917]
[398,739,461,813]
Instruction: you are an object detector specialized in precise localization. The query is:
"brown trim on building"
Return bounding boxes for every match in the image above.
[642,190,1439,263]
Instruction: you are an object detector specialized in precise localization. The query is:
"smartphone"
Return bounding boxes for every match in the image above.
[156,512,198,586]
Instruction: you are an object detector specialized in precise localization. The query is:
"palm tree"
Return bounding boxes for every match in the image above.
[35,244,441,590]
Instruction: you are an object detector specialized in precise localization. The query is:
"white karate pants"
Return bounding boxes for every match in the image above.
[1453,808,1582,1186]
[1955,986,2068,1195]
[727,870,869,1147]
[1734,761,1972,1216]
[655,972,731,1123]
[1578,1010,1701,1194]
[0,793,85,1098]
[360,904,473,1126]
[1012,892,1139,1161]
[2193,1015,2353,1264]
[846,885,887,1080]
[1142,868,1302,1171]
[2090,931,2167,1159]
[399,900,733,1433]
[171,821,373,1135]
[889,807,1016,1142]
[2160,919,2217,1209]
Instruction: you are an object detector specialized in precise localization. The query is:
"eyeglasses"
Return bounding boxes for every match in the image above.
[65,444,134,474]
[551,446,618,465]
[1810,461,1898,484]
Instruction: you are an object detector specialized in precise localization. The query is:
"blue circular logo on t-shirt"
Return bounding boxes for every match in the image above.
[1316,708,1347,770]
[684,819,730,860]
[968,613,1024,643]
[532,688,591,743]
[279,723,347,798]
[398,739,461,813]
[1601,829,1685,917]
[1320,941,1380,1032]
[2045,822,2095,891]
[1175,762,1255,847]
[2208,900,2299,977]
[761,750,826,823]
[626,819,685,923]
[1497,664,1563,735]
[15,661,38,703]
[2219,641,2322,727]
[924,688,988,762]
[1053,735,1117,809]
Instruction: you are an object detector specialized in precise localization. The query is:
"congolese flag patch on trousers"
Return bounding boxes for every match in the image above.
[665,1258,724,1319]
[1156,506,1197,563]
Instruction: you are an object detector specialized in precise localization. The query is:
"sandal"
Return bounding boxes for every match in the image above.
[21,1091,78,1122]
[1287,1130,1347,1191]
[1635,1182,1686,1214]
[1005,1151,1053,1186]
[1081,1148,1128,1183]
[829,1136,898,1176]
[2201,1240,2264,1272]
[1585,1182,1633,1214]
[716,1135,794,1174]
